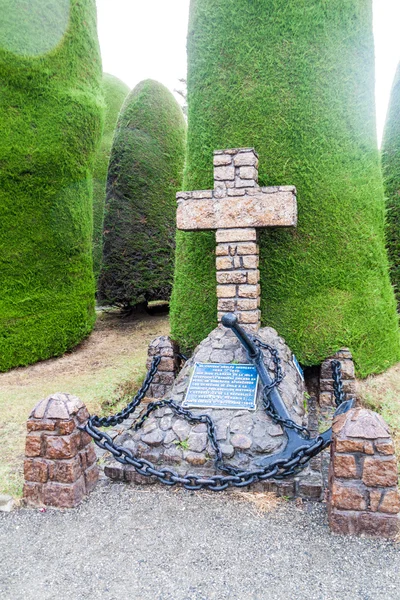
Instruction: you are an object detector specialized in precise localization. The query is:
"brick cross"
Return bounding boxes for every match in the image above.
[176,148,297,331]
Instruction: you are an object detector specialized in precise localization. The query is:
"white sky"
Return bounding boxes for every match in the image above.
[96,0,400,145]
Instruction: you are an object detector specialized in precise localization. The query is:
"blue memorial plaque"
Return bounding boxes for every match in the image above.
[182,363,259,410]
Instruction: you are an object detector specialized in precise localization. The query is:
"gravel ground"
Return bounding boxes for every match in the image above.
[1,482,400,600]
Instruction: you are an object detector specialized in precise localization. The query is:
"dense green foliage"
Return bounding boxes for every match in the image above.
[92,73,129,281]
[171,0,400,376]
[382,63,400,306]
[99,79,186,307]
[0,0,103,371]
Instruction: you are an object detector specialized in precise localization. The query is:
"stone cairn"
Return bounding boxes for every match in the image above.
[23,393,98,508]
[328,408,400,538]
[146,336,180,399]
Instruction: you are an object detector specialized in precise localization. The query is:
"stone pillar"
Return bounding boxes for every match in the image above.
[213,149,261,331]
[328,407,400,539]
[146,336,180,398]
[23,393,98,508]
[319,348,357,411]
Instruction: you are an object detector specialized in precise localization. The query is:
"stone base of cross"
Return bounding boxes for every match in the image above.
[176,148,297,331]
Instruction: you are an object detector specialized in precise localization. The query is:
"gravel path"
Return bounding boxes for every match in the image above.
[1,482,399,600]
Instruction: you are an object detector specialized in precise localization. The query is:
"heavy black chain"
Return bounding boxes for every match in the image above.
[82,342,344,491]
[331,360,345,406]
[252,337,311,438]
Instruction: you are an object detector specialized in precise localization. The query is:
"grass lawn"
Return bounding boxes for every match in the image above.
[0,308,169,497]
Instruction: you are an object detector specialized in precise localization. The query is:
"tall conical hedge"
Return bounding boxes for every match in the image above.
[0,0,103,371]
[99,79,186,308]
[93,73,129,281]
[171,0,400,376]
[382,63,400,305]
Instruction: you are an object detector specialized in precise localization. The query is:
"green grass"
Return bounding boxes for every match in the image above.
[0,0,104,371]
[170,0,400,376]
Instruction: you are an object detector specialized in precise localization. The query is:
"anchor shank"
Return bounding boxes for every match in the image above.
[221,313,297,432]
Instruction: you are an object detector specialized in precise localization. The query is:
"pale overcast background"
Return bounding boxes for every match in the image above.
[96,0,400,145]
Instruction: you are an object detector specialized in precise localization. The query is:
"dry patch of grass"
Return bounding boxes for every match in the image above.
[0,308,169,497]
[232,491,283,514]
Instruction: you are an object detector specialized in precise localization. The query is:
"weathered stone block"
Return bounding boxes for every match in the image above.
[216,271,247,284]
[239,166,258,181]
[45,432,80,460]
[24,458,48,483]
[25,434,42,457]
[331,482,367,511]
[213,154,232,167]
[216,256,234,270]
[48,455,82,484]
[43,478,86,509]
[238,284,259,298]
[333,454,357,478]
[214,166,235,181]
[216,228,257,243]
[217,284,236,298]
[242,255,259,269]
[362,457,398,487]
[233,152,258,167]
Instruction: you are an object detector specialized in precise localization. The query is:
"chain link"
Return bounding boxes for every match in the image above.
[331,360,345,407]
[82,340,346,491]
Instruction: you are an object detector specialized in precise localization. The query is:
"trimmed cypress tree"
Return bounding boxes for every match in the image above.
[93,73,129,281]
[382,63,400,305]
[171,0,400,376]
[99,80,186,308]
[0,0,103,371]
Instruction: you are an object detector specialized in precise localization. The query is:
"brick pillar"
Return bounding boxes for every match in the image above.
[146,336,180,398]
[23,393,98,508]
[328,407,400,539]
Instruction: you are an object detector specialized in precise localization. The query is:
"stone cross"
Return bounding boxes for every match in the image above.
[176,148,297,331]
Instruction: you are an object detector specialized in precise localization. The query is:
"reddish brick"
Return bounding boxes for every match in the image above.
[76,407,90,424]
[335,439,364,453]
[27,419,55,432]
[157,358,175,372]
[23,482,43,504]
[329,508,399,539]
[23,482,43,507]
[85,444,97,468]
[48,455,82,483]
[333,454,357,479]
[331,482,366,511]
[369,490,382,512]
[375,442,395,456]
[363,442,374,455]
[57,420,75,435]
[362,457,398,487]
[358,512,399,539]
[24,458,48,483]
[45,432,79,459]
[25,434,42,457]
[79,430,92,449]
[43,477,86,508]
[84,463,99,493]
[379,490,400,514]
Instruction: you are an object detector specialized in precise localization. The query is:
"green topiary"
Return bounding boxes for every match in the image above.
[98,79,186,308]
[0,0,103,371]
[92,73,129,282]
[382,63,400,306]
[171,0,400,376]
